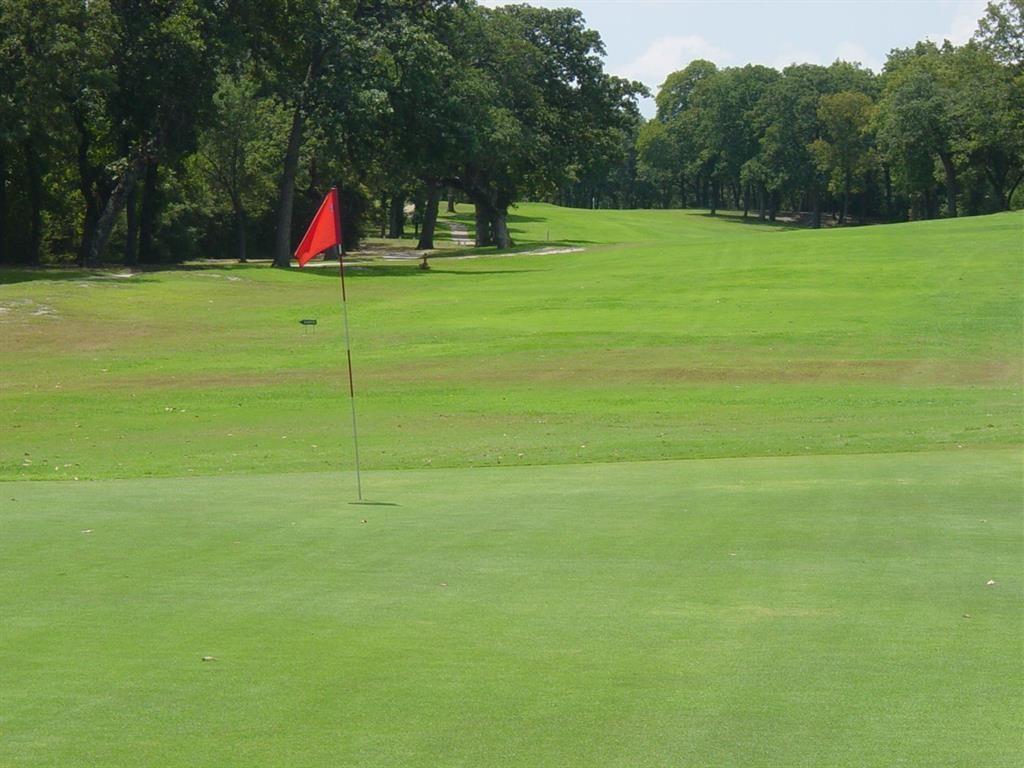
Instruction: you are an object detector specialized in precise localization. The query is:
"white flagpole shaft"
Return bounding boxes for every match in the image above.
[337,243,363,501]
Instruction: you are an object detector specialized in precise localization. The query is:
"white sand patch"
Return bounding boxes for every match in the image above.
[0,299,59,320]
[445,246,584,261]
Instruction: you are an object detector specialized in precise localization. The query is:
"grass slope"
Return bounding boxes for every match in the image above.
[1,206,1022,766]
[1,206,1020,480]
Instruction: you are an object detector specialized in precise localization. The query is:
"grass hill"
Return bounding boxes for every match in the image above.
[1,206,1021,766]
[1,205,1020,480]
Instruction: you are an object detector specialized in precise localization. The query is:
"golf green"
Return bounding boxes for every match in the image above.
[2,450,1020,766]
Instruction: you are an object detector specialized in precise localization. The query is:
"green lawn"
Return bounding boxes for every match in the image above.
[1,205,1022,766]
[2,205,1020,480]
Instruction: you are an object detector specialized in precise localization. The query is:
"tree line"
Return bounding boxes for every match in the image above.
[0,0,644,266]
[607,1,1024,224]
[0,1,1020,269]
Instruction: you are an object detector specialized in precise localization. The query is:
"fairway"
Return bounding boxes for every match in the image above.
[2,206,1022,766]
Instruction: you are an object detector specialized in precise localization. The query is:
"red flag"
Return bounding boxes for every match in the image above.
[294,188,342,267]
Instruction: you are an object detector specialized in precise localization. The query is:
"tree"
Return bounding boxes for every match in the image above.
[974,0,1024,68]
[950,44,1024,210]
[688,64,779,214]
[877,43,962,218]
[191,70,290,262]
[812,91,876,223]
[0,0,116,265]
[442,3,644,247]
[636,59,718,209]
[656,60,718,122]
[748,64,832,226]
[75,0,221,265]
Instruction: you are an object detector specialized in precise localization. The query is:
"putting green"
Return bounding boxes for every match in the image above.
[1,450,1020,766]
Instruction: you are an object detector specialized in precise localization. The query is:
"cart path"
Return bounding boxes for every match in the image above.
[447,220,474,246]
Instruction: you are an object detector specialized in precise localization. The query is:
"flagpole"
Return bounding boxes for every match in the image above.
[337,241,363,501]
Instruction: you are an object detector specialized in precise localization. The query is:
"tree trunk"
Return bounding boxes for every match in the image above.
[412,190,424,236]
[840,171,850,224]
[983,164,1011,211]
[883,165,893,221]
[273,105,305,268]
[1006,171,1023,211]
[273,48,323,268]
[417,182,441,251]
[136,162,159,262]
[233,197,247,262]
[939,152,957,218]
[0,144,6,264]
[74,107,100,267]
[473,201,493,247]
[387,193,404,238]
[446,189,456,213]
[120,133,138,265]
[124,187,138,265]
[89,155,146,265]
[379,194,387,237]
[339,187,362,253]
[709,178,718,216]
[491,207,513,249]
[23,139,43,265]
[859,172,869,224]
[810,182,821,229]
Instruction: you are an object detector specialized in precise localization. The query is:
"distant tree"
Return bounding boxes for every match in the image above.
[973,0,1024,68]
[644,59,718,208]
[689,64,779,214]
[190,71,290,262]
[442,4,643,247]
[950,44,1024,210]
[244,0,358,268]
[877,43,962,218]
[749,64,832,225]
[656,59,718,122]
[0,0,118,265]
[637,120,680,208]
[812,91,876,223]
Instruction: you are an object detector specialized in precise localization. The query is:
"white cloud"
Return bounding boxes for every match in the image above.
[616,35,731,90]
[769,47,825,71]
[834,41,883,73]
[925,0,988,45]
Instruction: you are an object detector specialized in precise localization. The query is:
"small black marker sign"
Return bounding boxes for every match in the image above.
[300,319,318,326]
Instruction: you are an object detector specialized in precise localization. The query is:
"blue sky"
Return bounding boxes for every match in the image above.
[480,0,990,116]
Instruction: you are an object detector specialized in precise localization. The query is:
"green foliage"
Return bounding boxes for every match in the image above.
[182,70,290,260]
[812,91,876,217]
[644,11,1021,222]
[974,0,1024,67]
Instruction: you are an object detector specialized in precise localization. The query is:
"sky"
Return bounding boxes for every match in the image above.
[479,0,990,117]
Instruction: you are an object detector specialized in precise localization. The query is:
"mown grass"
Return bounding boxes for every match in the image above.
[1,205,1021,766]
[3,451,1021,766]
[1,205,1020,480]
